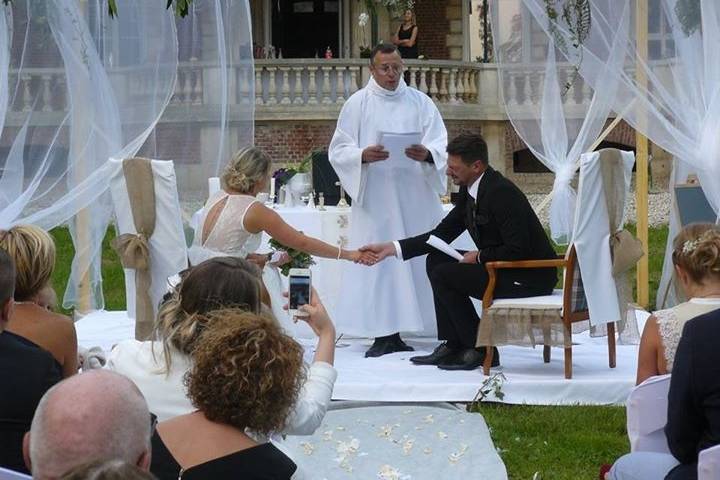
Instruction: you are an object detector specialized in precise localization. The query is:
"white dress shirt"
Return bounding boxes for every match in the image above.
[393,172,484,259]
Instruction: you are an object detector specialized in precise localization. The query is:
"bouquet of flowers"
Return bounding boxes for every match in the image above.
[268,237,316,276]
[271,149,315,188]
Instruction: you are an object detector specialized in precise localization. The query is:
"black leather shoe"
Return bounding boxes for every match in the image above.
[365,335,415,358]
[410,342,459,365]
[437,347,500,371]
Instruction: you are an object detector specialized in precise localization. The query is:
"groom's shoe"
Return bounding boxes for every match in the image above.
[437,347,500,371]
[365,334,414,358]
[410,342,459,365]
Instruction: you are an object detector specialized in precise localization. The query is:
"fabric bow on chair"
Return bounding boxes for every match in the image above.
[111,158,157,340]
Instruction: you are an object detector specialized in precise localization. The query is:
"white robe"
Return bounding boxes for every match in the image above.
[329,78,447,337]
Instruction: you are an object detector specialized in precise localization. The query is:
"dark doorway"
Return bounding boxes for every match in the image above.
[513,141,636,173]
[272,0,339,58]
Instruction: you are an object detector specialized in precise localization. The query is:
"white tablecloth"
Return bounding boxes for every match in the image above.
[258,204,474,338]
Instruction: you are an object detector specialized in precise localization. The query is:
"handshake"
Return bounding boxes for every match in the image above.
[346,242,397,266]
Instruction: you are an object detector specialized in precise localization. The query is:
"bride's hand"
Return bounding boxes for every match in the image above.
[270,251,291,266]
[344,249,378,265]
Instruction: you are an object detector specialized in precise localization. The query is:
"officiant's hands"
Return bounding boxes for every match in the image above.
[362,145,389,163]
[405,144,430,162]
[358,242,396,264]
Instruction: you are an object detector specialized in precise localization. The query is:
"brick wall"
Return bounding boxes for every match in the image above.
[415,1,451,60]
[253,119,483,166]
[254,122,336,166]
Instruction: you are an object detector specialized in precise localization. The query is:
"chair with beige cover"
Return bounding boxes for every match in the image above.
[477,148,641,378]
[110,158,188,340]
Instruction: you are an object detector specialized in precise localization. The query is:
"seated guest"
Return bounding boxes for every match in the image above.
[108,257,337,439]
[24,370,152,480]
[0,249,62,474]
[636,223,720,384]
[150,310,304,479]
[0,225,77,377]
[607,308,720,479]
[189,146,374,267]
[61,459,157,480]
[361,133,557,369]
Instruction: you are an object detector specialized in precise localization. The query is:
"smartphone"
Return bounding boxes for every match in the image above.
[288,268,312,317]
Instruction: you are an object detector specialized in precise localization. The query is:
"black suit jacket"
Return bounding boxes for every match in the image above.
[665,307,720,480]
[398,167,557,286]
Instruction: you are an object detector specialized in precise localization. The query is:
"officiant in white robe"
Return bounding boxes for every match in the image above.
[329,43,447,357]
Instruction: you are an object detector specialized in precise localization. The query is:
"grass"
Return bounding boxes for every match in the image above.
[49,224,669,479]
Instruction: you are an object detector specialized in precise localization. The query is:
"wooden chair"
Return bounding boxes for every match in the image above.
[479,244,616,379]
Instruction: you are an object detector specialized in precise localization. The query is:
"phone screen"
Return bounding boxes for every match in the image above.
[288,275,311,310]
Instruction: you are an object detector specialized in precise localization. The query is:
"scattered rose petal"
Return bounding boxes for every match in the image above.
[402,439,414,455]
[323,430,333,441]
[300,442,314,455]
[437,431,448,439]
[423,447,432,455]
[422,415,434,424]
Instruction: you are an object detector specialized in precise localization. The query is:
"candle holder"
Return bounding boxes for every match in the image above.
[335,181,349,209]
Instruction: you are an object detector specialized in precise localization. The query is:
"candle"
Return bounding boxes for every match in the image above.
[270,177,276,200]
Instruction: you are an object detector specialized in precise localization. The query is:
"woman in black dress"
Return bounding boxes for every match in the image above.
[150,310,305,479]
[392,9,418,59]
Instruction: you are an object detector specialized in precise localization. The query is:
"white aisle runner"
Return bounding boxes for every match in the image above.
[76,310,645,405]
[283,403,508,480]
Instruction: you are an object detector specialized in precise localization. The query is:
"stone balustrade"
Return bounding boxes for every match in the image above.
[5,59,630,123]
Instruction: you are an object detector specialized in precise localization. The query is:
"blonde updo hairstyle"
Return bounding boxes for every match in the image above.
[221,146,272,194]
[0,225,56,301]
[154,257,263,371]
[185,310,305,436]
[671,223,720,285]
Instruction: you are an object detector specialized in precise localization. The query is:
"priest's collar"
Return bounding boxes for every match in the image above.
[468,172,484,200]
[366,76,407,98]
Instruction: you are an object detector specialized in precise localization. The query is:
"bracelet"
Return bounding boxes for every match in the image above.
[337,246,343,260]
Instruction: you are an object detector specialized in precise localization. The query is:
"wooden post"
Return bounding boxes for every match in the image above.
[635,0,650,307]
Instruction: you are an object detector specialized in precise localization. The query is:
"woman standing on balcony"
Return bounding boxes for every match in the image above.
[392,9,419,59]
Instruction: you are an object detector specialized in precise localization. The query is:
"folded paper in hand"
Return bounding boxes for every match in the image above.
[427,235,463,261]
[378,131,422,164]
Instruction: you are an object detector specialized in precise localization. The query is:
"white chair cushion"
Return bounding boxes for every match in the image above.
[488,289,563,310]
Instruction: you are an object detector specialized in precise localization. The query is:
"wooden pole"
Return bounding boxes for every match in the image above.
[635,0,650,308]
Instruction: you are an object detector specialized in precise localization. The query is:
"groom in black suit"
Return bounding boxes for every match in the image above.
[362,133,557,370]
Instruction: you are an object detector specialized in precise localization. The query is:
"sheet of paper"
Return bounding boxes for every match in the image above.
[377,131,423,165]
[426,235,463,261]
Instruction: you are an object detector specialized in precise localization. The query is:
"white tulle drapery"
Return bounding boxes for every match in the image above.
[523,0,720,307]
[490,0,628,244]
[0,0,254,310]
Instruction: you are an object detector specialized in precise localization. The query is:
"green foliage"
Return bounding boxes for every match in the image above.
[268,237,316,277]
[675,0,701,36]
[108,0,194,18]
[544,0,592,94]
[472,372,507,406]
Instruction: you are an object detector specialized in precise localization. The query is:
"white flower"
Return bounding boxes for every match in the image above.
[300,442,314,455]
[358,12,370,27]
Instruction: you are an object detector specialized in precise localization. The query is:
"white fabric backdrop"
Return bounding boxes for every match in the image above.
[523,0,720,308]
[490,0,627,243]
[0,0,254,310]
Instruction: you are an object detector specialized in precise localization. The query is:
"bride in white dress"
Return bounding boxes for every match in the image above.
[189,147,376,330]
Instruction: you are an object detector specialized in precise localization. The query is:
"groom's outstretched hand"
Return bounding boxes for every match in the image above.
[359,242,397,265]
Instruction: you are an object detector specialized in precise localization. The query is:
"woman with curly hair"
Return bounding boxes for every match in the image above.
[150,310,305,479]
[0,225,77,378]
[107,256,337,440]
[635,223,720,385]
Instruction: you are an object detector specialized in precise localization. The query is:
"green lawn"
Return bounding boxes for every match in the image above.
[50,224,669,480]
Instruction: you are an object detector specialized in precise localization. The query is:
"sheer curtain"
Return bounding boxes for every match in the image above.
[0,0,254,311]
[523,0,720,307]
[491,0,628,243]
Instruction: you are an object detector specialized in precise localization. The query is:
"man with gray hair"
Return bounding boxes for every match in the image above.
[23,370,152,479]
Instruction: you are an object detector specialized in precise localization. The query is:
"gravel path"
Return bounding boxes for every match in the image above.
[527,192,670,227]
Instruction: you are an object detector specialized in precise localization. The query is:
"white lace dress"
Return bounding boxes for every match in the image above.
[654,298,720,370]
[188,192,261,264]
